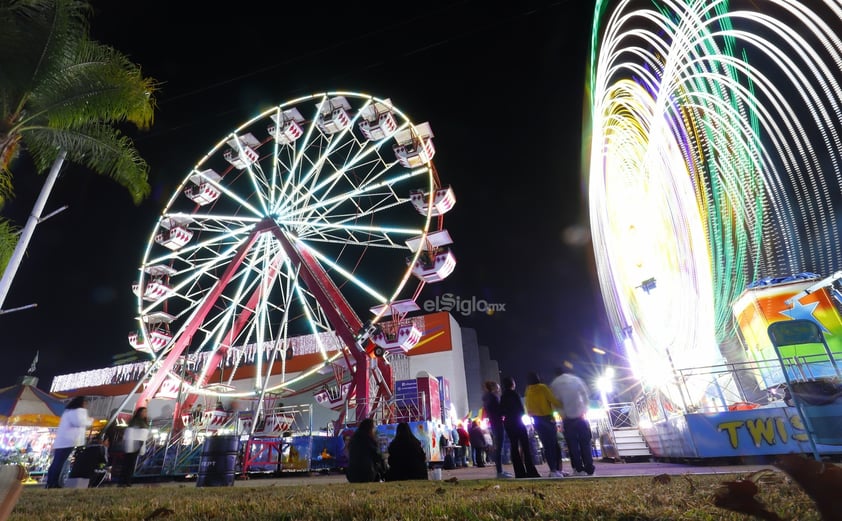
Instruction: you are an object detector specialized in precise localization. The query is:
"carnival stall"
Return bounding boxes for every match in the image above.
[0,378,67,477]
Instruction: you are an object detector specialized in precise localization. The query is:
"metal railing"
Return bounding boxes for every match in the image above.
[131,404,314,478]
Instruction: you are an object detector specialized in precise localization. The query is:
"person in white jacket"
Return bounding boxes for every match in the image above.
[46,396,93,488]
[550,368,595,476]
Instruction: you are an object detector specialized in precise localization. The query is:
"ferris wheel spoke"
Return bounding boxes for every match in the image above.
[283,98,362,216]
[259,262,299,388]
[166,212,262,233]
[273,94,336,214]
[284,167,428,222]
[303,132,403,207]
[286,271,332,361]
[192,255,271,386]
[295,172,403,229]
[293,220,421,250]
[145,223,253,268]
[299,200,419,249]
[285,122,409,214]
[299,241,388,305]
[172,239,272,345]
[314,126,408,200]
[276,120,321,212]
[140,237,254,316]
[186,168,266,217]
[224,132,273,216]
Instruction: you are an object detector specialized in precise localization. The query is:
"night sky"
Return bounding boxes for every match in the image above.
[0,0,613,391]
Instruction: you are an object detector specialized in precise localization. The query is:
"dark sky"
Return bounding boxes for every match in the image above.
[1,0,612,390]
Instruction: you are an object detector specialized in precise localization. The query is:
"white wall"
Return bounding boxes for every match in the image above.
[407,314,469,419]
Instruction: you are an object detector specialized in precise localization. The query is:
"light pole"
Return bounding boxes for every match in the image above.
[0,149,68,311]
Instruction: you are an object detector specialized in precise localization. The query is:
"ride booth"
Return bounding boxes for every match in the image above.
[381,374,448,466]
[240,404,318,475]
[637,273,842,460]
[332,374,449,471]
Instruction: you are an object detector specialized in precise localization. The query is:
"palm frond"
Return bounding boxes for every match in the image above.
[0,0,156,209]
[0,0,90,116]
[0,217,20,275]
[29,39,158,131]
[0,169,14,206]
[24,124,151,204]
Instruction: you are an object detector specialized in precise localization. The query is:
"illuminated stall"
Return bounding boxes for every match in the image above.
[0,378,66,478]
[733,273,842,388]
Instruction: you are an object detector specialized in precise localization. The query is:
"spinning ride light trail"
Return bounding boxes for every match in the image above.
[587,0,842,403]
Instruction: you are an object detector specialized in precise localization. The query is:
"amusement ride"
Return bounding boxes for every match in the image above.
[588,0,842,458]
[49,0,842,478]
[127,91,456,434]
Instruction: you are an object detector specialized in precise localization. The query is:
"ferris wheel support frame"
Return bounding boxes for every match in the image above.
[273,226,393,423]
[137,217,393,426]
[136,223,265,410]
[171,248,288,429]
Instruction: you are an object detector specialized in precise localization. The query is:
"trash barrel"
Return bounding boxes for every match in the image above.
[197,435,239,487]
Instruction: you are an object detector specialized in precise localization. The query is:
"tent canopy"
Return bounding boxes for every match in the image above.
[0,383,66,427]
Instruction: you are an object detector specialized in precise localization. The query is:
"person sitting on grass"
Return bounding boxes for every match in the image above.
[385,422,428,481]
[346,418,386,483]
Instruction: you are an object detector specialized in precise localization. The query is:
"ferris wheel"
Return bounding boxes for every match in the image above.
[128,92,456,425]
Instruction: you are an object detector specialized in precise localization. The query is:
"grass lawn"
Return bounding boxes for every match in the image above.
[13,472,822,520]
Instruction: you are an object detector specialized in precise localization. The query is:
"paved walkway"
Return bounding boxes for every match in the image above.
[25,459,776,489]
[181,459,776,488]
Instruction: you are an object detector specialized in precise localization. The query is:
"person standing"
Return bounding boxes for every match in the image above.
[499,376,541,479]
[524,371,564,478]
[346,418,386,483]
[455,422,470,468]
[468,419,487,467]
[118,407,150,487]
[481,380,512,478]
[46,396,92,488]
[550,367,596,476]
[384,422,428,481]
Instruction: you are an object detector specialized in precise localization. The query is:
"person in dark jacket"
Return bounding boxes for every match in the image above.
[346,418,386,483]
[500,376,541,479]
[482,380,512,478]
[468,419,487,467]
[385,422,428,481]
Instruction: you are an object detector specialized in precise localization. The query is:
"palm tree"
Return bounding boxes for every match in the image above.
[0,0,158,308]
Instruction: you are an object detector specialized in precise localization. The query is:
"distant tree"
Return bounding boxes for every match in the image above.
[0,0,158,298]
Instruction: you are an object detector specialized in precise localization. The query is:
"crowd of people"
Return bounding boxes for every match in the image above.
[44,396,152,490]
[41,367,593,488]
[345,366,595,482]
